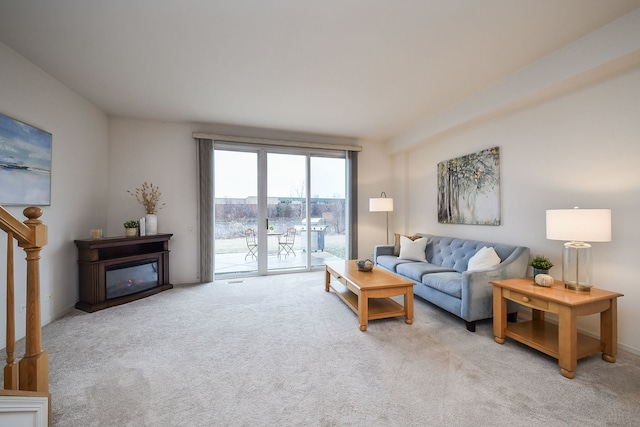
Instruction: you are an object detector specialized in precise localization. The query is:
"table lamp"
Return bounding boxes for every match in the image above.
[369,192,394,245]
[546,207,611,291]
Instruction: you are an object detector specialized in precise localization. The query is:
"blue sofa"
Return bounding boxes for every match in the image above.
[374,234,530,331]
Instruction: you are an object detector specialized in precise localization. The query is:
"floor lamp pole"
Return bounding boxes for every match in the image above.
[385,212,389,245]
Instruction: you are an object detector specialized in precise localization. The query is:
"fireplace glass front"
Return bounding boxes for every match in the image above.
[106,260,159,300]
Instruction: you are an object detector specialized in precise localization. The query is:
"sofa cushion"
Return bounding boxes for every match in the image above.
[421,272,463,298]
[396,262,457,283]
[399,236,428,262]
[467,246,501,271]
[376,255,415,272]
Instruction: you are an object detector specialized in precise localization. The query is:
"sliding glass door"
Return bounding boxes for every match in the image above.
[213,150,259,275]
[213,146,346,276]
[267,152,308,272]
[310,156,346,267]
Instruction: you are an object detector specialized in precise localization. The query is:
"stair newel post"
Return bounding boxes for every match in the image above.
[17,207,49,393]
[4,231,18,390]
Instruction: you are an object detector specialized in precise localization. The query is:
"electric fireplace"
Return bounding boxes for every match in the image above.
[74,234,173,312]
[106,259,159,299]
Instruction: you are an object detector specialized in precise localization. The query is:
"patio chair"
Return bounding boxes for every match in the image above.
[278,227,296,258]
[245,228,258,260]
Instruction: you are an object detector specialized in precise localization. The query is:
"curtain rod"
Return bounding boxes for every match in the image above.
[192,132,362,152]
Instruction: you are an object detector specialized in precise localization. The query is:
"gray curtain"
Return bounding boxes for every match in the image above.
[346,150,358,259]
[197,139,214,282]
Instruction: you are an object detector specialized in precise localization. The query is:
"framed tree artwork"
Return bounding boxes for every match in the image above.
[0,112,52,206]
[437,147,500,225]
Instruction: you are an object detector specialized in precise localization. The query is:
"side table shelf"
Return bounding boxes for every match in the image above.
[491,277,623,379]
[503,319,603,361]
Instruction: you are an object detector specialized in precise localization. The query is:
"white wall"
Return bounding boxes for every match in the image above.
[395,64,640,353]
[0,42,109,344]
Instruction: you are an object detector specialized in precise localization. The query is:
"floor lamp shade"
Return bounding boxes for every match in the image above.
[369,197,393,212]
[369,192,394,244]
[546,208,611,291]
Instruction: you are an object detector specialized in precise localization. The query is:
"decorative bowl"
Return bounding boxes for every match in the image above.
[356,259,373,272]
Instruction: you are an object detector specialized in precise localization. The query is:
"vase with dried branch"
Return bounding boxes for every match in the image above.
[128,182,165,235]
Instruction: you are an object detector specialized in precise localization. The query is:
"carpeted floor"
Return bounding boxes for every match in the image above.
[7,270,640,426]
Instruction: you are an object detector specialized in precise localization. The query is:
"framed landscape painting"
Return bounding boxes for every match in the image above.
[0,113,52,206]
[437,146,500,225]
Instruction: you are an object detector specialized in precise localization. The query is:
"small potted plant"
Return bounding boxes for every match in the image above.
[123,220,139,237]
[530,255,553,276]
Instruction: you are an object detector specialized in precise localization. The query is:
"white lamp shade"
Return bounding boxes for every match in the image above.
[546,208,611,242]
[369,197,394,212]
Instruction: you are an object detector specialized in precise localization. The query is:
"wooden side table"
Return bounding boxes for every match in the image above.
[491,277,623,379]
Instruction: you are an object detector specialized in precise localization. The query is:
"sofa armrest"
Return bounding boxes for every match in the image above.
[373,245,394,264]
[460,246,530,321]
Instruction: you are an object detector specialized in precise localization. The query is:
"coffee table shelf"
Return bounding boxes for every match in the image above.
[330,280,407,320]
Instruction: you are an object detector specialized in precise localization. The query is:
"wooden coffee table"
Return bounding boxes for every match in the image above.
[325,260,414,331]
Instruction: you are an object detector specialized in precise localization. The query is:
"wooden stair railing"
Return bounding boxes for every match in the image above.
[0,205,49,397]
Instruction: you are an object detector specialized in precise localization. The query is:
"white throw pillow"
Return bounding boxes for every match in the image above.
[467,246,501,271]
[399,235,428,262]
[393,233,421,256]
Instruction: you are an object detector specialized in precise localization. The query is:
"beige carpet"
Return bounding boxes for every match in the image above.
[7,271,640,426]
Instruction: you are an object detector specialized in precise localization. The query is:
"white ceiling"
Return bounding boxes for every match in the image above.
[1,1,638,141]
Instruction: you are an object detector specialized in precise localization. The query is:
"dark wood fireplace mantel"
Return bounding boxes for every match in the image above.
[74,233,173,312]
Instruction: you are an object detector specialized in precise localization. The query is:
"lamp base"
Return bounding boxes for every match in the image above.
[562,241,593,292]
[564,282,592,292]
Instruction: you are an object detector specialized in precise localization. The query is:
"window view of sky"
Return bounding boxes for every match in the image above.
[215,151,345,199]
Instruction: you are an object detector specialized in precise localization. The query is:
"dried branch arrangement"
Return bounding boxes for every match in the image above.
[128,181,165,214]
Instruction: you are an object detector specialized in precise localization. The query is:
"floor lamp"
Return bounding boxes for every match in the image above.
[369,192,394,244]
